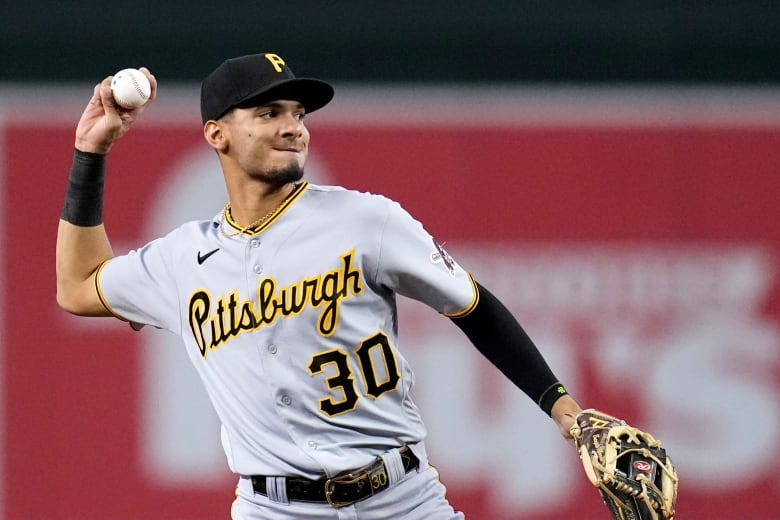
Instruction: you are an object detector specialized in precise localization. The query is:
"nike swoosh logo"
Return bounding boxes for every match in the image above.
[197,248,220,265]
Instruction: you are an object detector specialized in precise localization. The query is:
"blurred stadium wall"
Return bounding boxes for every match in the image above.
[2,3,779,519]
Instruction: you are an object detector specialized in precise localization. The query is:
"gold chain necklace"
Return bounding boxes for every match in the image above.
[219,184,297,238]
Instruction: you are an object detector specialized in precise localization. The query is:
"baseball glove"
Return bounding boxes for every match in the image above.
[570,409,678,520]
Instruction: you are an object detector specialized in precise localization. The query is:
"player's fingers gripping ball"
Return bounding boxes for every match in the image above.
[570,409,678,520]
[110,68,151,109]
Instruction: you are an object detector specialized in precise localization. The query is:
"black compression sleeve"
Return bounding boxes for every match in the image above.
[61,149,106,226]
[449,281,568,416]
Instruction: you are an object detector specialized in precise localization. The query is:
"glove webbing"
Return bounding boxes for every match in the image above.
[598,444,678,520]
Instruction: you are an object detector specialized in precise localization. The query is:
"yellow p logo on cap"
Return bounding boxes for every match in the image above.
[264,53,286,73]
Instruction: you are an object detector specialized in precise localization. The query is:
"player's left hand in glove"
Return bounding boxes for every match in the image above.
[570,409,678,520]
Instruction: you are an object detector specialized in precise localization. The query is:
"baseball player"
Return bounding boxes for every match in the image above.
[56,53,583,519]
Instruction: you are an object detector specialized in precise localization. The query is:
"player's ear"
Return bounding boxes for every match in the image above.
[203,120,229,152]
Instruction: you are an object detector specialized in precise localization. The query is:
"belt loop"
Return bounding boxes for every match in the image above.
[266,476,289,504]
[381,447,406,486]
[409,441,427,469]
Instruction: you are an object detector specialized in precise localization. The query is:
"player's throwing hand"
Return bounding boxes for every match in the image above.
[75,67,156,155]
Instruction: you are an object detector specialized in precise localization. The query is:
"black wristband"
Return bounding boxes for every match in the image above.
[61,149,106,226]
[537,382,569,417]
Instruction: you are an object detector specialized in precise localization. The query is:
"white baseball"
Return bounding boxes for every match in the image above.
[110,68,151,109]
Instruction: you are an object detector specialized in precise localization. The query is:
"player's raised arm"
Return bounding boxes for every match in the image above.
[56,68,156,316]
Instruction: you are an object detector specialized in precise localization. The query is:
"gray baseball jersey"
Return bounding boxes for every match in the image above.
[96,182,477,478]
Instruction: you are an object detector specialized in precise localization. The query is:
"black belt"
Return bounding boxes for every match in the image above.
[251,446,419,508]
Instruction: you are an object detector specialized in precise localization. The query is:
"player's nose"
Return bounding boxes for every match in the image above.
[278,113,304,138]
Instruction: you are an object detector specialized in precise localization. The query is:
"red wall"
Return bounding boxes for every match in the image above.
[3,92,780,519]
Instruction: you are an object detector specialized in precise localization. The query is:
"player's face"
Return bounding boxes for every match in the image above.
[224,100,310,186]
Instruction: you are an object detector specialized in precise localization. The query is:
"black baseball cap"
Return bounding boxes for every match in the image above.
[200,52,334,124]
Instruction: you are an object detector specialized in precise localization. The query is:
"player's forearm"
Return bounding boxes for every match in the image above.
[450,281,570,416]
[56,149,114,316]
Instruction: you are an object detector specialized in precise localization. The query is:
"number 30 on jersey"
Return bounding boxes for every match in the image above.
[307,332,401,416]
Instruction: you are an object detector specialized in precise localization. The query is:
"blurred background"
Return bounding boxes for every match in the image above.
[2,1,780,519]
[2,0,779,84]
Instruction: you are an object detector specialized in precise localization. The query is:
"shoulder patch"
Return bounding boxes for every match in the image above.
[430,238,456,276]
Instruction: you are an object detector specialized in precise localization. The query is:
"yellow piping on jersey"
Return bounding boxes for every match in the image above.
[95,260,145,330]
[95,259,127,321]
[223,181,308,236]
[443,273,479,318]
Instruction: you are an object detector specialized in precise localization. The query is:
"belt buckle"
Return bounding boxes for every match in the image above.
[324,461,389,508]
[325,469,369,508]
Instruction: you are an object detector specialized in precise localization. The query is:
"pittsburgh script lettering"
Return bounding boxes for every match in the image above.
[188,250,362,358]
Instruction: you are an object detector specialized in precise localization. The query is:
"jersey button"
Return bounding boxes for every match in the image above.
[307,440,317,450]
[250,239,261,248]
[253,264,263,274]
[281,395,292,406]
[267,344,278,354]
